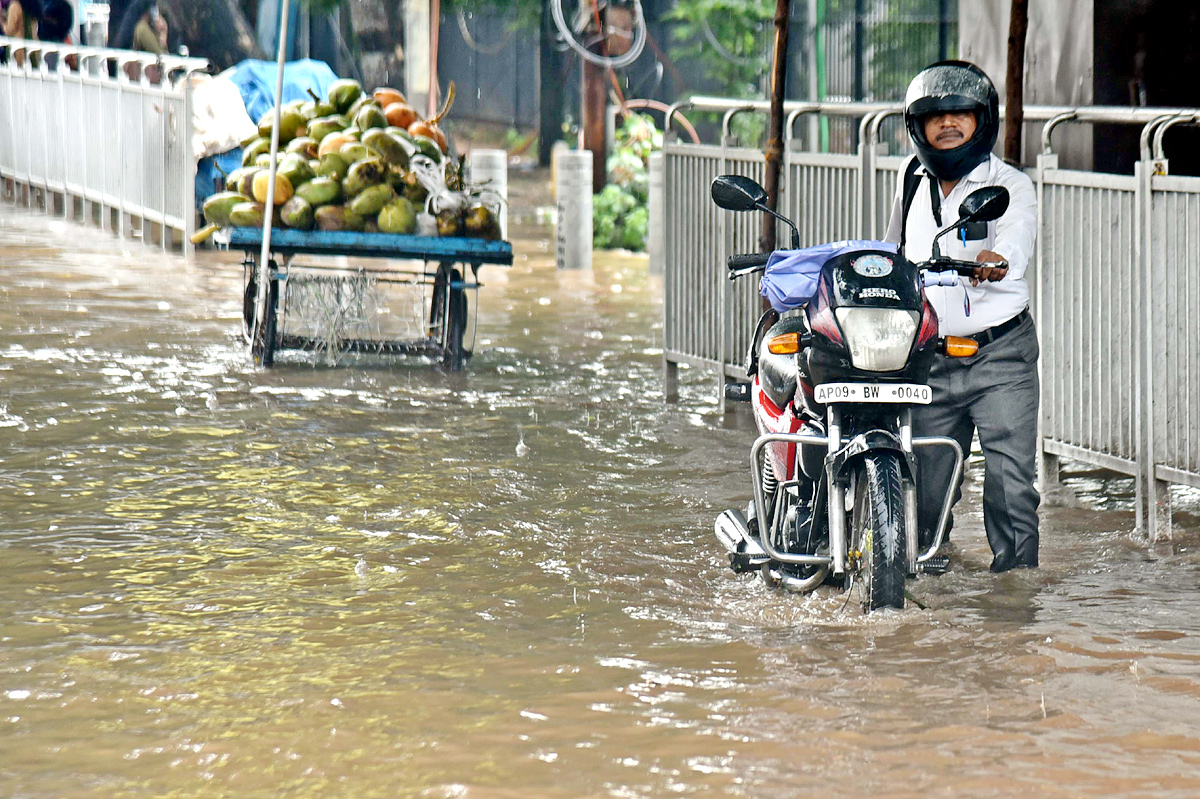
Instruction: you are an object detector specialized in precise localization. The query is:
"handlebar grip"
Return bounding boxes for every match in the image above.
[727,252,771,271]
[923,270,961,287]
[926,259,979,277]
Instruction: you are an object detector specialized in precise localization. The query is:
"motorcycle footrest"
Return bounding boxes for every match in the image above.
[724,381,752,402]
[715,508,770,573]
[729,551,763,573]
[920,555,950,575]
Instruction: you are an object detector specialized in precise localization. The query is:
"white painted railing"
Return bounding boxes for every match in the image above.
[0,36,209,258]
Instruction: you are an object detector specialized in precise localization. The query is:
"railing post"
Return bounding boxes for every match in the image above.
[661,145,679,402]
[647,150,664,276]
[1135,118,1167,541]
[856,111,877,240]
[1034,150,1058,499]
[182,71,197,260]
[718,117,731,413]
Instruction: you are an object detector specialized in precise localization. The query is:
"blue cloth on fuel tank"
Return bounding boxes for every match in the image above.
[759,239,898,312]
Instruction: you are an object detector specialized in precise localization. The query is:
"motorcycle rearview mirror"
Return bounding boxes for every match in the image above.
[710,175,802,249]
[710,175,767,212]
[930,186,1012,260]
[958,186,1009,223]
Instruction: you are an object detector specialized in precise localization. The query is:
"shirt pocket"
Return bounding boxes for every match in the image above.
[960,220,989,241]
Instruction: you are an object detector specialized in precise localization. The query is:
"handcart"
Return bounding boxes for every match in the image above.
[228,228,513,370]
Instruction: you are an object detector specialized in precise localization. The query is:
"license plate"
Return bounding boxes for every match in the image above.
[814,382,932,405]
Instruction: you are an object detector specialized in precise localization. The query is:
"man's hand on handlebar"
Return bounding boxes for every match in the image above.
[971,249,1009,286]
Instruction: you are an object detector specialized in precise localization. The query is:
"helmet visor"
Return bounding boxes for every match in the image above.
[905,64,992,115]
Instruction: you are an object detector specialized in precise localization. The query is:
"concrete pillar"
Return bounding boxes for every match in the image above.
[648,151,664,275]
[555,149,592,270]
[468,149,508,240]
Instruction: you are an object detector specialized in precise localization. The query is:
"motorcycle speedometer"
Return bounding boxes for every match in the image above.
[833,308,919,371]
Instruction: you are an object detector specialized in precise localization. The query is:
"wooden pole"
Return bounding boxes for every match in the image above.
[582,58,608,195]
[580,0,609,196]
[760,0,790,253]
[1004,0,1030,164]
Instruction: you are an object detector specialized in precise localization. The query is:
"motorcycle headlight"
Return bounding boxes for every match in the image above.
[833,308,919,371]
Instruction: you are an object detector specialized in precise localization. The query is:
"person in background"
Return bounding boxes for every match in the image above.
[38,0,69,41]
[38,0,75,70]
[132,2,167,54]
[3,0,42,67]
[3,0,41,40]
[117,0,170,82]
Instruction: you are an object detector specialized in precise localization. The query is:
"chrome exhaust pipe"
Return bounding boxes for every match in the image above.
[765,562,829,594]
[715,509,769,572]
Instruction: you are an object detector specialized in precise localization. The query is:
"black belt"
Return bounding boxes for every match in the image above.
[968,309,1030,347]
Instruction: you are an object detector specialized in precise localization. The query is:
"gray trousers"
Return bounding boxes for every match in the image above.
[914,315,1041,571]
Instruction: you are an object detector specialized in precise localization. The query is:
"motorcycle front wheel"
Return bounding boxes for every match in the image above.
[852,452,907,611]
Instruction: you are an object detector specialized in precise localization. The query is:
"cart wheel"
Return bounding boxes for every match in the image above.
[428,264,449,339]
[441,268,469,371]
[242,274,257,341]
[251,277,280,368]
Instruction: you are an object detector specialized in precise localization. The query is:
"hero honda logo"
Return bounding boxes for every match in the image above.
[859,286,901,301]
[852,254,893,278]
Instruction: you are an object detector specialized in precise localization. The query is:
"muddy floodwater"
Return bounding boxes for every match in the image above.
[3,201,1200,799]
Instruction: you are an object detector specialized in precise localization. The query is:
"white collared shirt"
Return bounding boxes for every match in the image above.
[883,154,1037,337]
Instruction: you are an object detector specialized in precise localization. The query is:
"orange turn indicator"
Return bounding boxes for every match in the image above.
[767,333,800,354]
[943,336,979,358]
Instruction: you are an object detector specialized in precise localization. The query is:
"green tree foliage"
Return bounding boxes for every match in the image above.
[824,0,957,100]
[666,0,773,97]
[593,112,661,251]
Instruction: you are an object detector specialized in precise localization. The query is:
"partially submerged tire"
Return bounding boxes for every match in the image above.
[251,276,280,368]
[853,452,907,611]
[434,267,469,371]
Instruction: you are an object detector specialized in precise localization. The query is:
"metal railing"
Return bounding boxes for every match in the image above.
[657,96,1200,540]
[0,36,209,258]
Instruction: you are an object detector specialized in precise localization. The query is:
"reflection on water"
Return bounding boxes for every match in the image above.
[2,204,1200,798]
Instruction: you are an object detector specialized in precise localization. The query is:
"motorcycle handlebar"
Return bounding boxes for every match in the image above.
[920,258,1008,287]
[725,252,1003,285]
[727,252,772,271]
[922,257,1008,275]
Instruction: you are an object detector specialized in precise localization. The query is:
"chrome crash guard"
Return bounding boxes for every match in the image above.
[749,408,965,577]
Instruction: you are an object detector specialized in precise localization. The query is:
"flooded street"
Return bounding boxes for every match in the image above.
[3,198,1200,799]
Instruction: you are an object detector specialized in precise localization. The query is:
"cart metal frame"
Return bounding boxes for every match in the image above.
[228,229,513,370]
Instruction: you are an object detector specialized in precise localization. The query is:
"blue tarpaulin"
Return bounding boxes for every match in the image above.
[195,58,340,208]
[225,58,340,123]
[759,240,898,312]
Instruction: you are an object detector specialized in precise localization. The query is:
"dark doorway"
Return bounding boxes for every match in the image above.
[1094,0,1200,174]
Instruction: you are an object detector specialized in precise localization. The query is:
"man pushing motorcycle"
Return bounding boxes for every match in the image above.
[883,61,1040,573]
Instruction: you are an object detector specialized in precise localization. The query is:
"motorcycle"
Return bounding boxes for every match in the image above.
[709,174,1011,611]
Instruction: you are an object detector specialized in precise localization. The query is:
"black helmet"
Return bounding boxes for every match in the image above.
[904,60,999,181]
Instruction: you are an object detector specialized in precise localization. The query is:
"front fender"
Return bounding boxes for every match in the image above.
[826,429,915,483]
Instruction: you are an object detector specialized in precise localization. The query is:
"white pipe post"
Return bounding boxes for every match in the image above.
[254,0,291,344]
[468,149,508,239]
[555,149,592,270]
